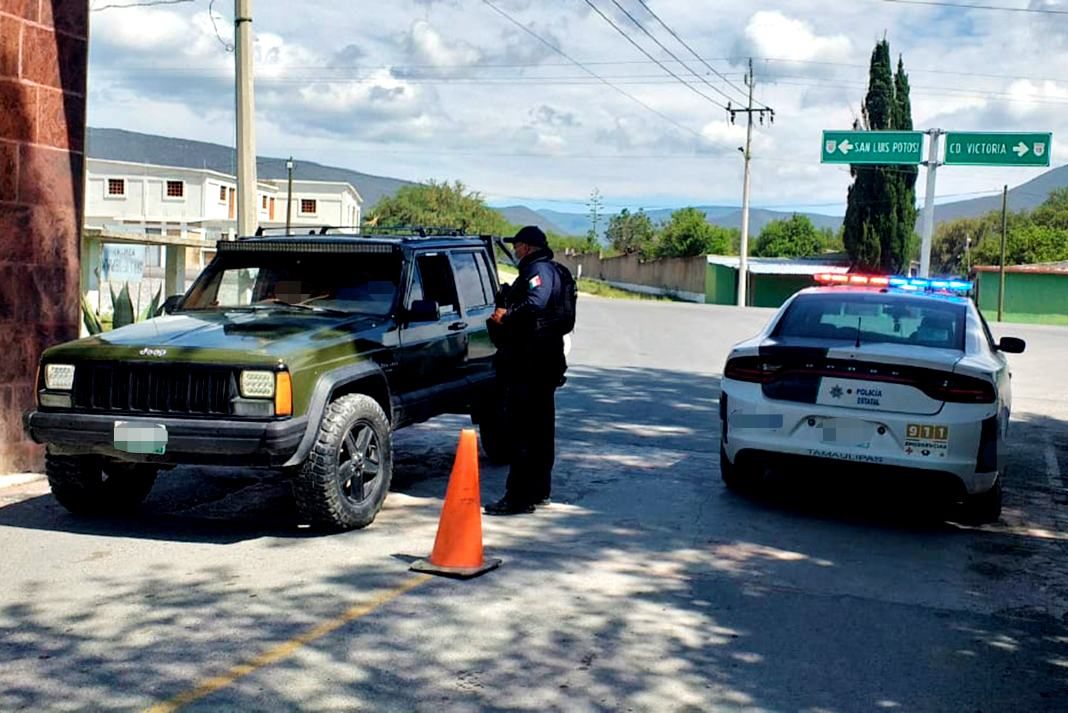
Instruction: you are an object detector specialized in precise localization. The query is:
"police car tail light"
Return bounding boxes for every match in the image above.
[725,357,782,383]
[926,374,996,404]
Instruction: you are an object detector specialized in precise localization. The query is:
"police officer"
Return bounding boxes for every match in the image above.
[485,226,568,516]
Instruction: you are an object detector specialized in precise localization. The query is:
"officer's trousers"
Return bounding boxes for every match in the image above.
[502,372,557,505]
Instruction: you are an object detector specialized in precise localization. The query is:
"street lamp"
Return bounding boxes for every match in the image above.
[285,157,294,235]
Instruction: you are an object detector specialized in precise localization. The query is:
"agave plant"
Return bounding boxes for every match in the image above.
[81,283,162,335]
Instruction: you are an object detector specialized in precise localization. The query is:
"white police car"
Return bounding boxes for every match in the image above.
[719,274,1026,522]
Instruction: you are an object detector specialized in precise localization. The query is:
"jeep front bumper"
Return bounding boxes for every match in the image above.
[25,411,308,467]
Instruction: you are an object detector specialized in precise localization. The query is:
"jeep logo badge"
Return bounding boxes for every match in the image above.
[140,348,167,357]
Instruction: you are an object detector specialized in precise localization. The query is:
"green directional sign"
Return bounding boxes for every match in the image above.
[821,130,925,164]
[943,132,1051,166]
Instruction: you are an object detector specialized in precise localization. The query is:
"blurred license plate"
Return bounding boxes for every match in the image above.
[819,418,875,447]
[114,421,167,455]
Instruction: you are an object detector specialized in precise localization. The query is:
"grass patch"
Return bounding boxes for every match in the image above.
[497,263,671,301]
[989,312,1068,326]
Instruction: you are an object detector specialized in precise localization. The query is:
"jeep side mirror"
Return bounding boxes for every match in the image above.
[404,300,440,322]
[997,336,1026,354]
[160,295,184,315]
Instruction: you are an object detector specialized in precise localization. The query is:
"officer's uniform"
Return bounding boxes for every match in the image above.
[489,231,567,512]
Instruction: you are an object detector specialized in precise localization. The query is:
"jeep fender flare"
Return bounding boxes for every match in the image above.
[283,362,393,468]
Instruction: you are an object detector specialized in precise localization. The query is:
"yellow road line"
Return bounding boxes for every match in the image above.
[144,573,433,713]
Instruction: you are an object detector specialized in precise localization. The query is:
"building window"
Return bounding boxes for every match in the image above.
[262,195,268,210]
[300,199,317,215]
[107,179,125,196]
[166,180,185,198]
[219,185,227,202]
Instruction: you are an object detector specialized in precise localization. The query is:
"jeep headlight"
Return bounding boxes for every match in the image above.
[240,370,276,398]
[44,364,75,391]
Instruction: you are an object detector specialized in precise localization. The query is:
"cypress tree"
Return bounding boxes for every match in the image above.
[890,57,918,272]
[842,41,915,273]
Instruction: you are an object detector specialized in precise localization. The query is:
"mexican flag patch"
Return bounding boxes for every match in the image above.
[528,275,542,290]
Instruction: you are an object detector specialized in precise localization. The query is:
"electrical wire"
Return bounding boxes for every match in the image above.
[580,0,728,109]
[633,0,770,111]
[91,0,195,11]
[604,0,748,108]
[875,0,1068,14]
[478,0,733,151]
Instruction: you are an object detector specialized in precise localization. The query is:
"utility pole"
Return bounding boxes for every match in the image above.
[918,128,942,277]
[285,157,294,234]
[728,59,773,307]
[235,0,258,238]
[997,184,1008,322]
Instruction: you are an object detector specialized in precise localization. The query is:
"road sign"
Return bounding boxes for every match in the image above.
[943,132,1051,166]
[821,130,925,164]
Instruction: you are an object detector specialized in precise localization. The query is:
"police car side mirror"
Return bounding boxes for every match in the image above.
[404,300,440,323]
[997,336,1026,354]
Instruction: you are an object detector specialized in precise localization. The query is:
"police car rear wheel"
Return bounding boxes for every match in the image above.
[720,446,754,492]
[960,473,1003,524]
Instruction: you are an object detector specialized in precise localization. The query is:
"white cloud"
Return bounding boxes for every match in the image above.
[735,11,852,68]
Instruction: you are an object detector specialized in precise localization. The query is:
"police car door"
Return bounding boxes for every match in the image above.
[397,251,468,420]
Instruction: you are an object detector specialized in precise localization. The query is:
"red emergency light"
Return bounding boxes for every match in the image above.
[814,273,889,286]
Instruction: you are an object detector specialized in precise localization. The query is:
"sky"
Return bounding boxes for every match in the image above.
[85,0,1068,217]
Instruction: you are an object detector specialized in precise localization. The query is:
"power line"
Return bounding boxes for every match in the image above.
[91,0,195,10]
[633,0,770,111]
[875,0,1068,14]
[478,0,733,151]
[580,0,728,109]
[604,0,747,108]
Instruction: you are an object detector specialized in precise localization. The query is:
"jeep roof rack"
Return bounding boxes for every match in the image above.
[247,225,472,238]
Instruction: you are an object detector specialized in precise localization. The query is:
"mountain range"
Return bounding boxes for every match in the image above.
[87,127,1067,238]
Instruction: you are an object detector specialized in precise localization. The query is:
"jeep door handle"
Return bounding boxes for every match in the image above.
[448,322,468,331]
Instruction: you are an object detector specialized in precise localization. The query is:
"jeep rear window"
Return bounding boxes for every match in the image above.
[184,252,402,316]
[774,293,967,350]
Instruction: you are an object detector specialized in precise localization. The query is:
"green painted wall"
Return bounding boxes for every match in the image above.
[751,275,814,308]
[705,263,737,304]
[976,272,1068,315]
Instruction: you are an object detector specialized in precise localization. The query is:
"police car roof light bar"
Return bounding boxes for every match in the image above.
[814,273,972,293]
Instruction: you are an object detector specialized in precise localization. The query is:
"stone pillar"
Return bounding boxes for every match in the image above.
[0,1,88,473]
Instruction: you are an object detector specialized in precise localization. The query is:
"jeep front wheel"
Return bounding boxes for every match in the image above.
[293,394,393,531]
[46,452,158,515]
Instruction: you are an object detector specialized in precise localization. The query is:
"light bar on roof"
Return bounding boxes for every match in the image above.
[815,273,972,292]
[218,240,394,254]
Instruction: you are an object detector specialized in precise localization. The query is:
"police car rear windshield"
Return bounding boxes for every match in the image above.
[774,292,967,351]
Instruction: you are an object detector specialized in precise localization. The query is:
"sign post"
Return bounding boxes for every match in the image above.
[822,128,1051,278]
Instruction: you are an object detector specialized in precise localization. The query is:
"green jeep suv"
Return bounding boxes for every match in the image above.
[25,228,506,530]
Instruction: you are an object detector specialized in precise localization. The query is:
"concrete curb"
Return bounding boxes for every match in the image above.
[0,473,45,489]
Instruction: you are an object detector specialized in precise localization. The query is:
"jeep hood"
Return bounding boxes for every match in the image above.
[52,311,383,360]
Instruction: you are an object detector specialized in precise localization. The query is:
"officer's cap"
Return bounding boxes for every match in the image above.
[505,225,548,248]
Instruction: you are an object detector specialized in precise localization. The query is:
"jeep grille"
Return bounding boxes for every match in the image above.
[72,364,236,416]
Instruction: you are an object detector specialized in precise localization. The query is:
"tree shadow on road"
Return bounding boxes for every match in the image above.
[2,366,1067,710]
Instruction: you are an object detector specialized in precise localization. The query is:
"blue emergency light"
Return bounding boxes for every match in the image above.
[816,273,972,293]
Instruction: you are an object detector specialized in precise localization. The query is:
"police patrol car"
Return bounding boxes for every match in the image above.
[719,273,1026,522]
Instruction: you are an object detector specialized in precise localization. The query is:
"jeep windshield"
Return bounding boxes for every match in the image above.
[182,251,402,317]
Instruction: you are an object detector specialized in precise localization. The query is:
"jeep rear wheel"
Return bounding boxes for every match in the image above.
[46,452,158,515]
[293,394,393,531]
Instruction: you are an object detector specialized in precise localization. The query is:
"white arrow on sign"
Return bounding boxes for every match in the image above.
[838,140,853,154]
[1013,142,1029,158]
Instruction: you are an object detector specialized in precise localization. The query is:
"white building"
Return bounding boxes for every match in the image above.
[82,158,363,304]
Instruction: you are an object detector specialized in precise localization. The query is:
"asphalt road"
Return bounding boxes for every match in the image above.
[1,297,1067,712]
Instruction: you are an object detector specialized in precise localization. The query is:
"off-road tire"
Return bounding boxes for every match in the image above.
[46,452,158,515]
[960,474,1003,524]
[720,445,753,493]
[292,394,393,531]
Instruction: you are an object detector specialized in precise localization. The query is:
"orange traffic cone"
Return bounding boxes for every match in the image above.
[411,429,502,578]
